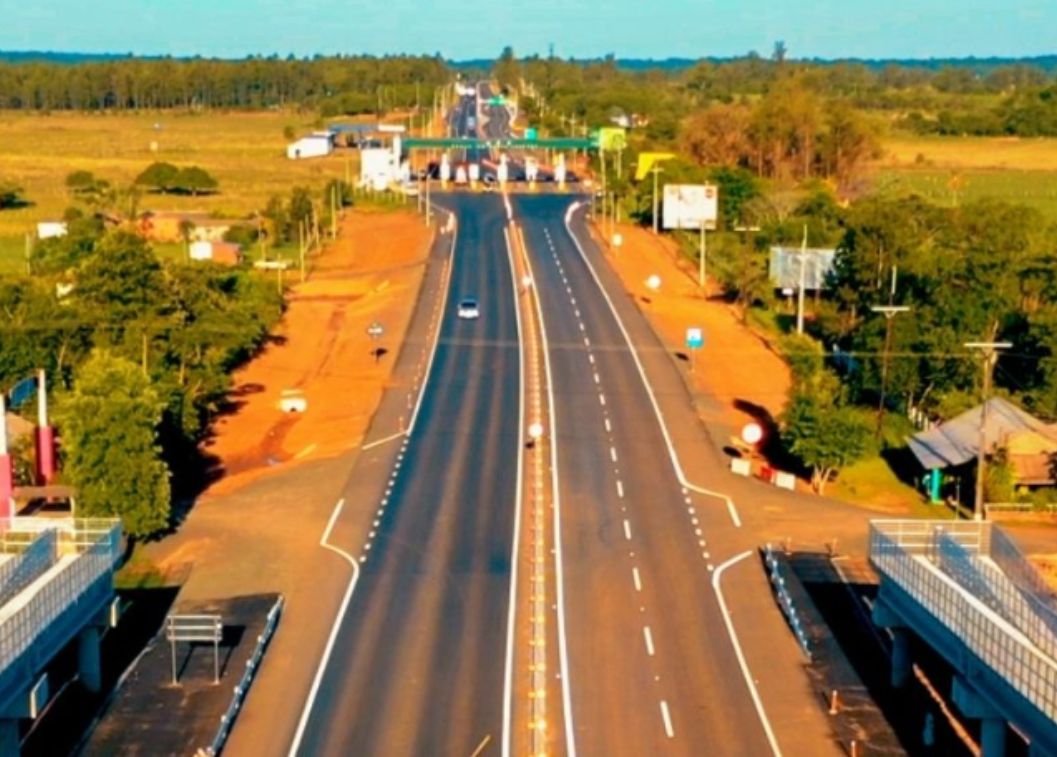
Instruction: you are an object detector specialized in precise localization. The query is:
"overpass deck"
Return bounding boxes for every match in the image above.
[870,519,1057,753]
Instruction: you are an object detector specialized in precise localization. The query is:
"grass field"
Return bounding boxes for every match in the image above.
[0,109,363,242]
[876,133,1057,221]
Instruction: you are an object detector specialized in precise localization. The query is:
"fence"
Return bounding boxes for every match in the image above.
[200,595,284,756]
[870,520,1057,723]
[0,519,121,674]
[0,529,57,607]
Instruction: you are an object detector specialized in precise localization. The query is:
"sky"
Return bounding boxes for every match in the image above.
[0,0,1054,61]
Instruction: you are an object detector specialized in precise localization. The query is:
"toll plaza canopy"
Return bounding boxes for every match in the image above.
[401,136,596,150]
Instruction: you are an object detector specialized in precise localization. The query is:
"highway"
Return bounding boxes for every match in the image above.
[292,84,775,756]
[290,193,522,755]
[516,193,774,754]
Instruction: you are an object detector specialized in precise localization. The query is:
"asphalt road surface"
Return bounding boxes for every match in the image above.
[291,193,520,756]
[515,193,773,755]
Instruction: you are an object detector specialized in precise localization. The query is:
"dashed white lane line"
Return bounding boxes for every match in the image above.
[623,519,632,540]
[610,446,618,463]
[593,372,600,384]
[616,479,624,498]
[660,700,675,738]
[632,566,642,591]
[643,626,655,656]
[599,393,606,406]
[588,354,595,365]
[604,418,611,432]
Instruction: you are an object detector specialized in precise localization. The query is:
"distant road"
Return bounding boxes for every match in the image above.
[290,193,521,755]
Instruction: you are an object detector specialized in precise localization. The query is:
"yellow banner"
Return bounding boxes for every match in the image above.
[635,152,675,181]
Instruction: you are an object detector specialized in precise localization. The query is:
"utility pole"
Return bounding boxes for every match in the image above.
[651,164,662,235]
[796,225,808,335]
[699,217,707,290]
[965,341,1012,520]
[425,176,431,226]
[871,305,910,437]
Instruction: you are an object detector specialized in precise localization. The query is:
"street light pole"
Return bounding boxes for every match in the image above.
[871,305,911,438]
[964,341,1012,521]
[651,165,662,235]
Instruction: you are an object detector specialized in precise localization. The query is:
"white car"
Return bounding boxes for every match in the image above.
[457,297,480,320]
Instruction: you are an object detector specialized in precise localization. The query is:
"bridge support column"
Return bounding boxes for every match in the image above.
[890,628,912,688]
[953,676,1007,757]
[0,719,18,756]
[871,596,913,688]
[77,626,102,693]
[981,718,1006,757]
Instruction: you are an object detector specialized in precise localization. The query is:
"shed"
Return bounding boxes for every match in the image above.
[287,135,333,160]
[189,241,243,265]
[36,221,68,240]
[908,397,1057,485]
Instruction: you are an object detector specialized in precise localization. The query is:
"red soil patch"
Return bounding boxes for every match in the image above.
[203,210,432,495]
[599,222,792,441]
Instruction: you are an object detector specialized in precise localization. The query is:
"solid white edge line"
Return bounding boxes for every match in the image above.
[501,222,527,757]
[288,211,457,756]
[288,498,360,756]
[407,211,458,433]
[522,215,578,757]
[712,551,783,757]
[561,204,742,529]
[660,699,675,739]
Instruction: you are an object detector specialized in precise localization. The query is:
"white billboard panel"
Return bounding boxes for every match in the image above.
[663,184,718,230]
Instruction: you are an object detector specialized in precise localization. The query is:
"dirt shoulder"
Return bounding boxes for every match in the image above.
[126,208,437,755]
[202,209,432,496]
[598,222,791,443]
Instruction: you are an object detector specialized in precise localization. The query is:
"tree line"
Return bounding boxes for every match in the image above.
[0,55,450,112]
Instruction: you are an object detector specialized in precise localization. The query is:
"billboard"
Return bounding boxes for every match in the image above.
[596,127,627,152]
[662,184,718,230]
[768,247,838,291]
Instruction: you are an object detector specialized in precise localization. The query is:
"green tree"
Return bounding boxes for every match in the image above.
[0,181,27,209]
[134,161,180,192]
[174,166,219,196]
[65,170,112,208]
[782,393,872,493]
[56,349,171,538]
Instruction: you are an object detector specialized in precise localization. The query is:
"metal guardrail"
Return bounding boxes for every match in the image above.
[763,544,812,659]
[870,520,1057,723]
[0,518,121,674]
[200,596,284,757]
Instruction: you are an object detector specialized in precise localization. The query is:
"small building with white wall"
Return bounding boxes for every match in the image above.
[360,147,397,191]
[286,134,333,160]
[189,240,243,265]
[36,222,67,240]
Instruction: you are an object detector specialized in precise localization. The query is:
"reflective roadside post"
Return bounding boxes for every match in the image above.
[527,421,544,449]
[686,327,704,376]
